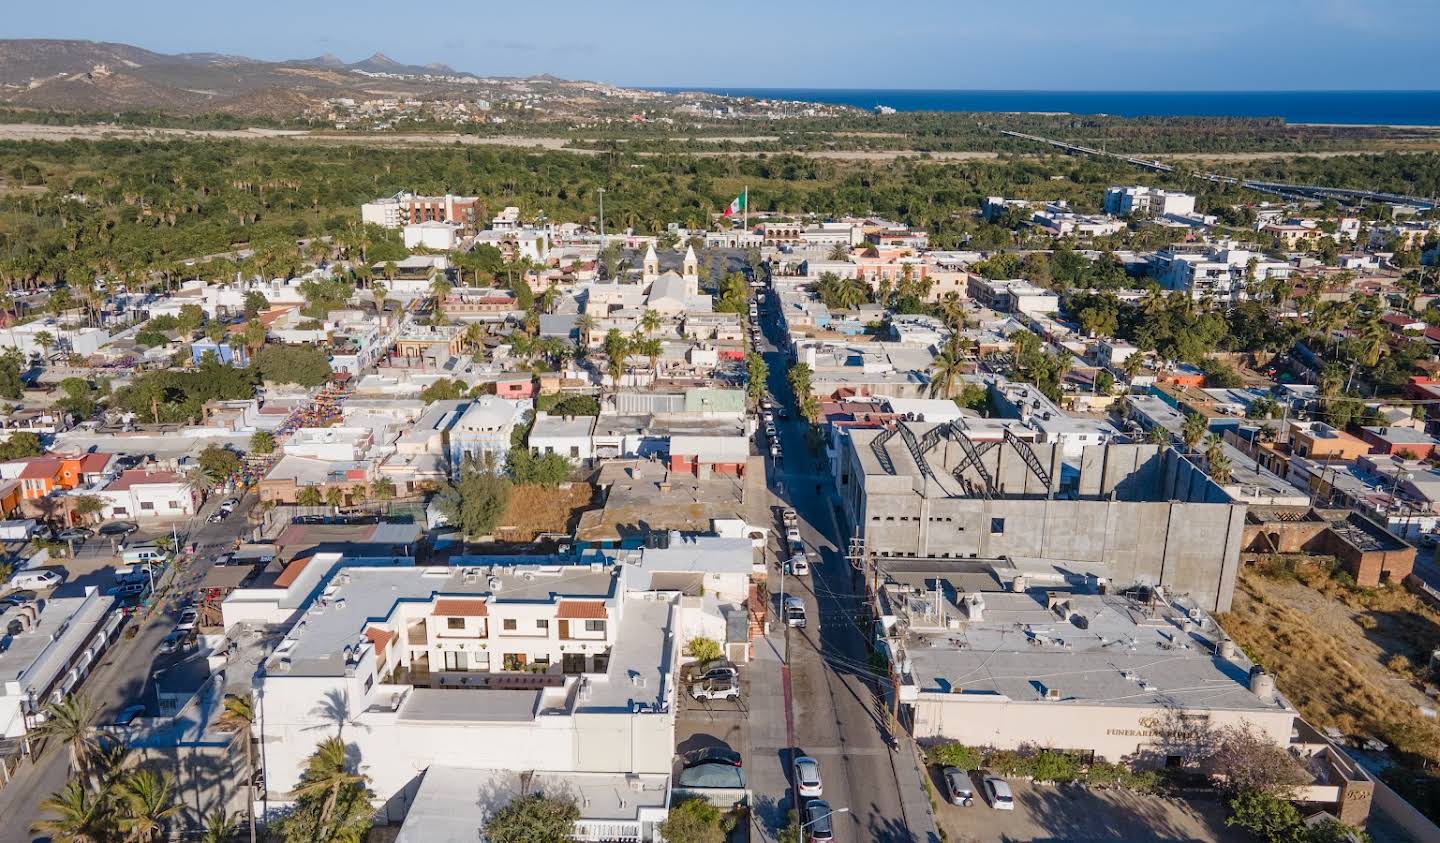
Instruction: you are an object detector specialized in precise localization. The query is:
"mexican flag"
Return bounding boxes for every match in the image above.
[722,190,747,218]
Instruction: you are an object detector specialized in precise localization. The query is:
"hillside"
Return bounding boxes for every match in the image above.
[0,38,488,117]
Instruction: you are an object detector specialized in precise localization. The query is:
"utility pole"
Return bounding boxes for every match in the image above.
[597,188,605,244]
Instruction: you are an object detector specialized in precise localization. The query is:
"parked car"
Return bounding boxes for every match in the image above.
[208,510,228,523]
[784,596,807,628]
[804,799,835,842]
[5,570,64,593]
[691,679,740,702]
[175,608,199,632]
[56,527,93,542]
[942,767,976,806]
[111,580,151,600]
[113,704,146,727]
[158,630,188,654]
[785,555,810,576]
[98,521,139,537]
[212,553,233,567]
[681,746,742,769]
[782,508,798,527]
[220,498,239,512]
[984,776,1015,810]
[792,755,823,798]
[688,659,739,684]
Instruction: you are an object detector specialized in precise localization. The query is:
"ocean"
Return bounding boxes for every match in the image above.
[652,88,1440,126]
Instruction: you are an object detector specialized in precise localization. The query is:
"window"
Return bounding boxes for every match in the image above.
[502,619,517,631]
[570,446,580,458]
[446,617,466,630]
[584,620,605,633]
[443,651,469,671]
[990,517,1005,535]
[140,501,155,511]
[168,500,181,509]
[536,619,549,632]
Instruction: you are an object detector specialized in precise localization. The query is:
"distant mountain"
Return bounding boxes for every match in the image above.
[0,38,490,117]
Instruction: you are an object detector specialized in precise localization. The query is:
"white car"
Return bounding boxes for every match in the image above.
[783,595,807,628]
[175,608,199,632]
[792,755,823,798]
[691,679,740,702]
[786,555,810,576]
[985,776,1015,810]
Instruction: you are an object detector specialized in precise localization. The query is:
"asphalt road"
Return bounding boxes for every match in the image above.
[746,278,939,843]
[0,492,258,843]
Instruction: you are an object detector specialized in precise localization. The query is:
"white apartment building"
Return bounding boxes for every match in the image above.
[243,561,680,836]
[282,427,374,462]
[403,221,464,251]
[0,589,120,740]
[1151,243,1293,304]
[0,320,110,359]
[98,468,198,522]
[1104,186,1197,218]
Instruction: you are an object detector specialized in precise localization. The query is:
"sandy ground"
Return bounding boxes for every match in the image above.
[0,123,1425,161]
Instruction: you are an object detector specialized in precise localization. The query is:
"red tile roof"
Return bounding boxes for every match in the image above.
[17,458,62,480]
[273,557,311,588]
[557,600,607,620]
[365,626,396,652]
[433,598,488,616]
[78,453,114,473]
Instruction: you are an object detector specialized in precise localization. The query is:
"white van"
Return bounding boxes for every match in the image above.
[6,570,65,592]
[114,564,154,584]
[122,547,168,565]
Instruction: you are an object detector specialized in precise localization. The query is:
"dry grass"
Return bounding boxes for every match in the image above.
[493,483,595,543]
[1216,564,1440,765]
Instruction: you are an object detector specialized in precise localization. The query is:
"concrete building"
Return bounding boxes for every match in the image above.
[0,589,120,740]
[1151,244,1292,305]
[965,277,1060,316]
[1104,186,1197,218]
[840,422,1247,612]
[875,559,1296,764]
[403,221,464,251]
[243,562,679,832]
[362,192,479,229]
[98,468,198,522]
[450,395,527,473]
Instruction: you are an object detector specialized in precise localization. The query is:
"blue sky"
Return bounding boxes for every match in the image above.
[10,0,1440,90]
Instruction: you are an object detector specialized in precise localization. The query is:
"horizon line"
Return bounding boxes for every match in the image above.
[635,86,1440,95]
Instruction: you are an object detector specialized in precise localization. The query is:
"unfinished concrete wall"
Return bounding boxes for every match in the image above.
[859,493,1245,611]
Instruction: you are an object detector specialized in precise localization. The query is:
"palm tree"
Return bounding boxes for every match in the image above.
[369,477,396,502]
[199,810,239,843]
[429,275,453,324]
[292,737,367,841]
[117,769,180,843]
[1180,412,1208,454]
[640,309,661,337]
[636,337,663,375]
[603,329,630,389]
[31,695,101,780]
[31,779,110,843]
[34,330,55,359]
[463,322,486,352]
[241,320,267,359]
[1121,352,1145,384]
[217,693,258,843]
[1147,424,1172,449]
[573,312,596,348]
[928,339,968,399]
[1208,450,1234,484]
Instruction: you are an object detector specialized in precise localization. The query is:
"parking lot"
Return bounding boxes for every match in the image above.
[927,772,1249,843]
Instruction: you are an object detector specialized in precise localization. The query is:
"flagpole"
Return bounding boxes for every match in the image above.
[744,185,749,231]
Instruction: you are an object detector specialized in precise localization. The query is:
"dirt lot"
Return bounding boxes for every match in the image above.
[1216,566,1440,764]
[493,482,594,542]
[927,775,1248,843]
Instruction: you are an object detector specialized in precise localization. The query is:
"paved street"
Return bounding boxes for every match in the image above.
[0,492,257,843]
[745,277,939,843]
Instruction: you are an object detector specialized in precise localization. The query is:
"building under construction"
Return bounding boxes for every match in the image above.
[839,421,1248,612]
